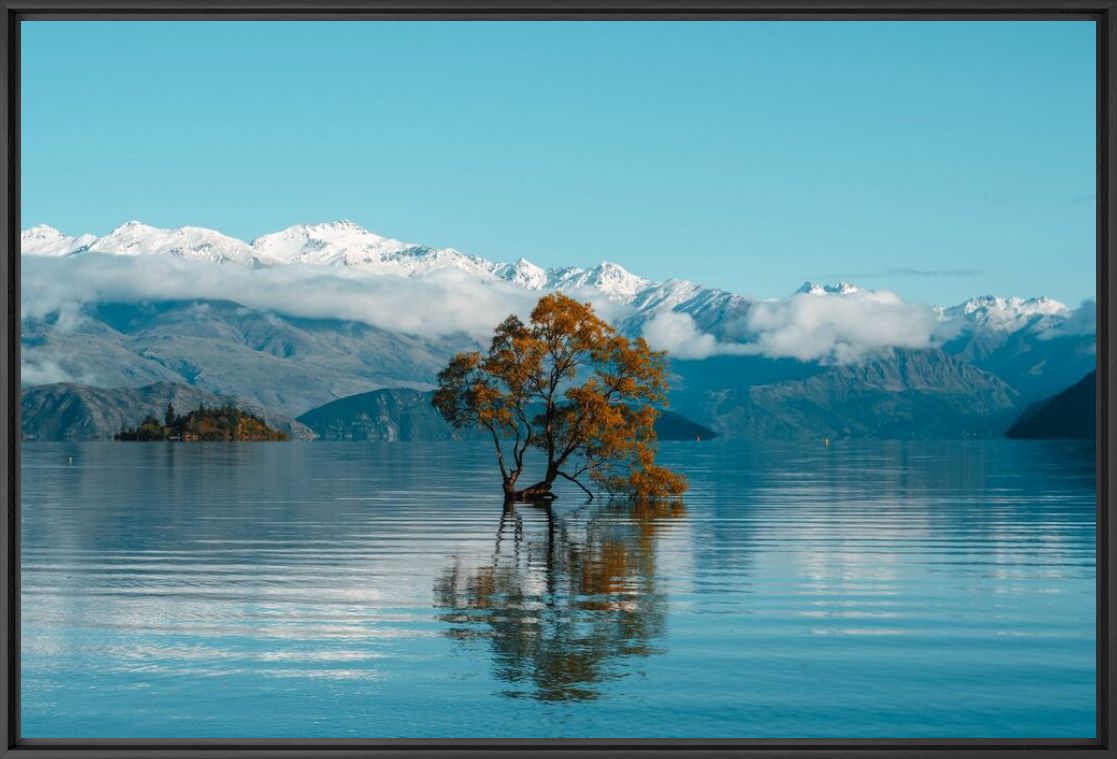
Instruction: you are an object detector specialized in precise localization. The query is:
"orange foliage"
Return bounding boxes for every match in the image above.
[432,293,687,502]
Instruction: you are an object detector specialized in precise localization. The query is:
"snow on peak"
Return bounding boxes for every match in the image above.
[321,219,360,230]
[21,219,651,300]
[947,294,1070,332]
[24,223,62,237]
[547,261,650,302]
[496,257,548,289]
[795,280,861,296]
[21,224,96,257]
[84,221,257,264]
[20,220,1082,346]
[250,220,422,267]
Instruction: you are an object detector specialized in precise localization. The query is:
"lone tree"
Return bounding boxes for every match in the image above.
[432,293,687,503]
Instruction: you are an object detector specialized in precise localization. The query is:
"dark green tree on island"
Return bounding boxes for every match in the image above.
[116,402,288,442]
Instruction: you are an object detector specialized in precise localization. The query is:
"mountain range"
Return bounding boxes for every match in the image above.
[295,388,717,443]
[19,220,1097,441]
[21,220,656,296]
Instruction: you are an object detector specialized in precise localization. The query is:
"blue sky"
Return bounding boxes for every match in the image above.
[21,21,1095,304]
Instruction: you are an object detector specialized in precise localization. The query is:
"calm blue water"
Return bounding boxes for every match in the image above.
[21,440,1095,739]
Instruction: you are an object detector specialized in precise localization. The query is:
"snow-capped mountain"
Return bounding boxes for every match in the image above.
[18,219,1097,439]
[20,224,97,257]
[543,262,651,298]
[252,220,417,264]
[795,280,861,296]
[493,258,548,289]
[85,221,260,264]
[21,221,1091,338]
[944,294,1071,333]
[250,220,503,279]
[20,220,657,303]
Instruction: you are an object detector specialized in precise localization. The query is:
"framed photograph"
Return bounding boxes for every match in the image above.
[2,1,1112,757]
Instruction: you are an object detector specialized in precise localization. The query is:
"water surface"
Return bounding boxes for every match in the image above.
[21,440,1096,738]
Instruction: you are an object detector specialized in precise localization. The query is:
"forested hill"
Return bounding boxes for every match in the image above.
[116,403,289,441]
[1005,371,1096,440]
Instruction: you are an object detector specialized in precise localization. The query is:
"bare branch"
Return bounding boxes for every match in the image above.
[556,470,595,501]
[485,423,510,481]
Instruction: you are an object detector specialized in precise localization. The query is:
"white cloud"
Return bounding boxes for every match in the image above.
[23,254,1068,368]
[21,253,542,343]
[643,289,947,364]
[741,289,944,363]
[643,310,743,360]
[1038,299,1095,340]
[20,358,75,385]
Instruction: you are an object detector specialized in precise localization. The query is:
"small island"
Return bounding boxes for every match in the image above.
[115,403,289,442]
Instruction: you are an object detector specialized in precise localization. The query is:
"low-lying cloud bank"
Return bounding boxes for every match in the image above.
[739,289,956,363]
[642,289,957,364]
[22,253,543,343]
[21,253,1094,367]
[641,311,728,360]
[20,357,79,386]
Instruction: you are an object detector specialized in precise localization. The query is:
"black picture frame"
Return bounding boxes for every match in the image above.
[1,2,1111,756]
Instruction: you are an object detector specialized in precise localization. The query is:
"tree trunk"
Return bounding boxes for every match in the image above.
[514,482,557,502]
[512,463,559,502]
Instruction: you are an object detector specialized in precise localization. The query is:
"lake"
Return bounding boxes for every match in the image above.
[20,439,1096,739]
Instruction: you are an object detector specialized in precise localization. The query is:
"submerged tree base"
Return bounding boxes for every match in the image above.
[505,485,559,504]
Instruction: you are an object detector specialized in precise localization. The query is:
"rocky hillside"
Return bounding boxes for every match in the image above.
[21,300,464,416]
[672,349,1021,439]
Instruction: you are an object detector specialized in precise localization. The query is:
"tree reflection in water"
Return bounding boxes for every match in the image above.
[434,499,684,702]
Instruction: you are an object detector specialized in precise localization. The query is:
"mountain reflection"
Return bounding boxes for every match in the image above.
[433,499,684,702]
